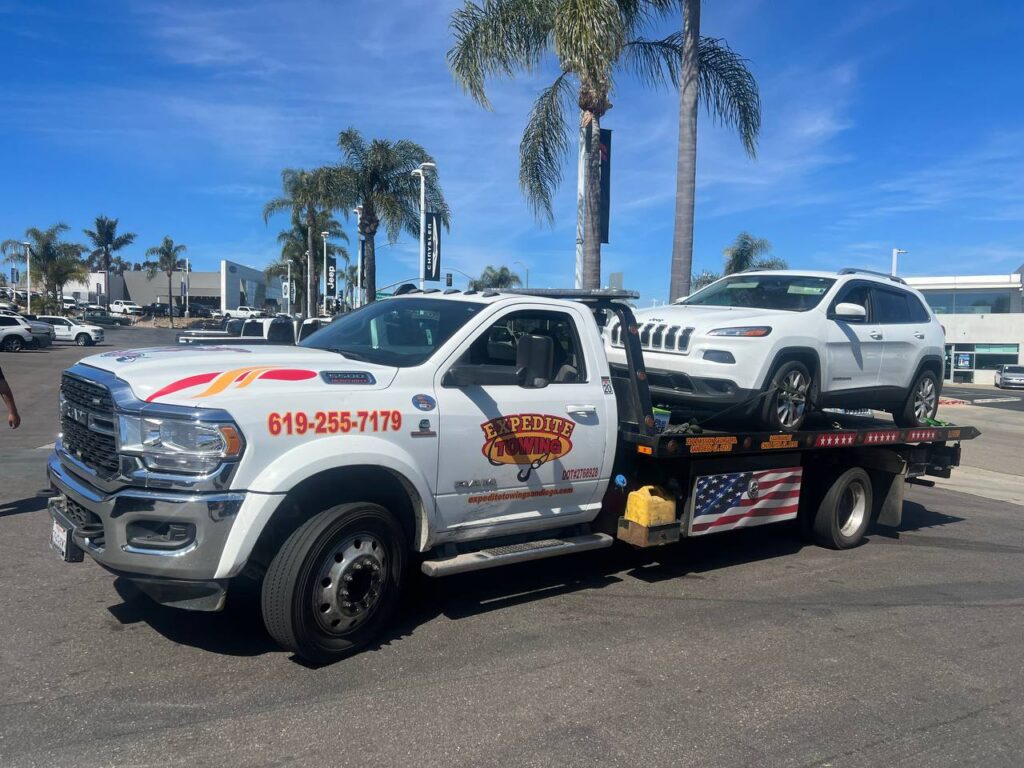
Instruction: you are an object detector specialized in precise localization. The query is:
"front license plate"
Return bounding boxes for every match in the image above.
[50,518,84,563]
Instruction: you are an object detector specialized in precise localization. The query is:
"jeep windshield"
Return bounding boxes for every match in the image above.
[301,298,485,367]
[681,275,835,312]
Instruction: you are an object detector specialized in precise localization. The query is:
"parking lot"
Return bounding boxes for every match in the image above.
[1,332,1022,767]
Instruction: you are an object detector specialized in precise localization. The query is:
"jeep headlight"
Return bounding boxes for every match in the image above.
[707,326,772,337]
[118,415,244,473]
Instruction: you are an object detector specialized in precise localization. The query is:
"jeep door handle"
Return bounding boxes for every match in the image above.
[566,404,597,415]
[913,331,926,339]
[869,331,883,340]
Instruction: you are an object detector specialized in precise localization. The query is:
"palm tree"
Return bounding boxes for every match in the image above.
[669,0,762,301]
[468,265,523,291]
[265,210,349,313]
[722,232,785,274]
[691,269,720,292]
[333,127,449,303]
[83,216,136,310]
[2,223,86,310]
[263,167,337,316]
[144,237,187,328]
[110,255,134,275]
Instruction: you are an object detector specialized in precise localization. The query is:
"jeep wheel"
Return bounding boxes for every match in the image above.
[261,502,406,664]
[893,370,939,427]
[2,335,24,352]
[760,361,813,432]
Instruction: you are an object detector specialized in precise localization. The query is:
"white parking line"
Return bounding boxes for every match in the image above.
[971,397,1021,404]
[34,442,55,451]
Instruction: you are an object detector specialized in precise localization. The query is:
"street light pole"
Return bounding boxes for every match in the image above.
[321,231,329,316]
[183,257,190,319]
[286,261,292,315]
[22,242,30,314]
[513,260,529,288]
[412,162,436,290]
[891,248,908,276]
[354,206,363,308]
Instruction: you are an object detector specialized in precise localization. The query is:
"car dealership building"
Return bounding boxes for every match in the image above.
[906,266,1024,385]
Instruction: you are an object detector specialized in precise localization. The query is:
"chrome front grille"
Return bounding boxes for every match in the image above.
[60,374,119,477]
[610,322,694,354]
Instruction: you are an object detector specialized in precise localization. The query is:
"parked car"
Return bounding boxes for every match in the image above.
[994,364,1024,389]
[60,297,80,311]
[185,303,214,318]
[223,305,266,319]
[0,314,34,352]
[604,269,945,431]
[178,317,292,345]
[22,317,55,348]
[35,315,105,346]
[110,300,143,315]
[146,302,182,317]
[78,309,131,327]
[0,299,20,313]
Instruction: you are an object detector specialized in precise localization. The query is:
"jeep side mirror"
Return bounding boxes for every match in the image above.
[516,333,553,389]
[833,302,867,322]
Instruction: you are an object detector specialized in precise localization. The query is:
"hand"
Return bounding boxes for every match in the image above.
[8,410,20,429]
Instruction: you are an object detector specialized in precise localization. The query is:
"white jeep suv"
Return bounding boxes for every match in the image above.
[605,269,945,431]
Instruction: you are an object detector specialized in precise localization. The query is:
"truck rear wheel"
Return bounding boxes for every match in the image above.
[812,467,873,549]
[261,502,406,663]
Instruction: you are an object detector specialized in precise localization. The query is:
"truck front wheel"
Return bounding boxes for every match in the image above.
[812,467,873,549]
[261,502,406,663]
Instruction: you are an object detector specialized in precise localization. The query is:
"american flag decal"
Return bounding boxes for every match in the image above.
[690,467,803,535]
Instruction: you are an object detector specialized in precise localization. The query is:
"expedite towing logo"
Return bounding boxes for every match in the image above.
[480,413,575,481]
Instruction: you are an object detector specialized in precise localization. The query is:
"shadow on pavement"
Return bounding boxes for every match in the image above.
[0,495,47,519]
[872,499,965,539]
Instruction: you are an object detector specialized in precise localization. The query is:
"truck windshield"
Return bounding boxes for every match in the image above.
[301,298,484,367]
[681,275,835,311]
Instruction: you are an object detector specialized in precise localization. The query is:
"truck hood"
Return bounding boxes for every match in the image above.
[631,303,801,330]
[79,344,399,406]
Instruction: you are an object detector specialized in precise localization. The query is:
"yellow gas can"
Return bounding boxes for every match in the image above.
[625,486,677,527]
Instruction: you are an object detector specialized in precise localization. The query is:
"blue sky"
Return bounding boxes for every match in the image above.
[2,0,1023,302]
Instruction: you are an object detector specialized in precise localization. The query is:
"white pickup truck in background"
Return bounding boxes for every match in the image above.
[46,289,978,662]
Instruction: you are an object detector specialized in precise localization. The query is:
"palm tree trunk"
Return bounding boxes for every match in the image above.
[364,232,377,303]
[306,208,316,317]
[669,0,701,303]
[168,271,174,328]
[582,112,602,290]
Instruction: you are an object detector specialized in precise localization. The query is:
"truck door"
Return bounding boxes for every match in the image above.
[433,305,609,536]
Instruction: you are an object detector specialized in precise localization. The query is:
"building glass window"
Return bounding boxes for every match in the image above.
[922,289,1013,314]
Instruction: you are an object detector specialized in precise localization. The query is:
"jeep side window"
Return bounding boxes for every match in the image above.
[832,284,872,320]
[907,293,931,323]
[872,288,911,324]
[461,310,586,383]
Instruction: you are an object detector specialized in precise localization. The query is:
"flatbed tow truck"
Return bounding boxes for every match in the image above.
[46,289,979,662]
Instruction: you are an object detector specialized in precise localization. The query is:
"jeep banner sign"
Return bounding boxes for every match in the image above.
[423,211,441,281]
[326,256,337,298]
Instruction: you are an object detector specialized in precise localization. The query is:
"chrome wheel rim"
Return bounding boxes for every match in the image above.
[313,533,386,634]
[913,377,937,421]
[837,481,867,537]
[776,370,809,429]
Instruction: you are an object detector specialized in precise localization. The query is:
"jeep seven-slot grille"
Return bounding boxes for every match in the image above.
[610,322,694,354]
[60,374,119,477]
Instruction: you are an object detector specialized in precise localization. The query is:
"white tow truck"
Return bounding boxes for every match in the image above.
[46,289,979,662]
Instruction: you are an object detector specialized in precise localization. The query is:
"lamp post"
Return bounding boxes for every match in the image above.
[22,242,30,314]
[321,231,329,316]
[183,257,190,319]
[286,261,292,315]
[354,206,363,308]
[513,260,529,288]
[891,248,907,277]
[411,161,436,290]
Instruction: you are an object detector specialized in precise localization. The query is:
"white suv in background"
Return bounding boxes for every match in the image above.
[0,314,35,352]
[605,269,945,431]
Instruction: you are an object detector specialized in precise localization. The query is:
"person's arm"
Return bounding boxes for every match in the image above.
[0,373,19,429]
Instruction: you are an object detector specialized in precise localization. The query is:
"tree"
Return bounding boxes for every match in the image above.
[2,223,87,309]
[669,0,762,301]
[265,210,349,314]
[144,237,187,328]
[333,127,449,303]
[468,265,523,291]
[722,231,785,274]
[691,269,720,292]
[449,0,698,289]
[263,167,337,317]
[110,255,134,275]
[83,216,136,310]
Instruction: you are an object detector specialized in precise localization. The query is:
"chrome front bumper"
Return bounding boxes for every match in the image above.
[46,452,244,584]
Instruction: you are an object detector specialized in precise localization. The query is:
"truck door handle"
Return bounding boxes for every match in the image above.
[869,331,883,340]
[913,331,925,339]
[566,404,597,415]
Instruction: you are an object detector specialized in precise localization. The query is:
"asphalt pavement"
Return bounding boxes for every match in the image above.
[942,384,1024,412]
[0,331,1022,767]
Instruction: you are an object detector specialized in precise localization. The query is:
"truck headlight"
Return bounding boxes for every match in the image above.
[707,326,772,337]
[118,415,244,473]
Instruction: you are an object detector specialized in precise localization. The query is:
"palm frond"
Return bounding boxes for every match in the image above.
[552,0,624,87]
[621,32,682,87]
[698,36,761,158]
[519,71,574,223]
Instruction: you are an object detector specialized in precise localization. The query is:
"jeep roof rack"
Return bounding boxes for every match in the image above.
[838,268,907,285]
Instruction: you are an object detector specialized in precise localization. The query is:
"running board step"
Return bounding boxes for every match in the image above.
[421,533,613,577]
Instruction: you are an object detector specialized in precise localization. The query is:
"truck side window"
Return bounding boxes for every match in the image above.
[462,310,586,383]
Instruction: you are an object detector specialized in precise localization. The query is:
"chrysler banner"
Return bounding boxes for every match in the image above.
[423,211,441,281]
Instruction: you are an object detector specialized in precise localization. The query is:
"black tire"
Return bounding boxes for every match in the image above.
[893,370,939,427]
[261,502,406,663]
[812,467,873,549]
[75,333,91,347]
[759,360,814,432]
[2,335,24,352]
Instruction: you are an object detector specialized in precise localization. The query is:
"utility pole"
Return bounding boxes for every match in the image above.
[321,231,329,316]
[305,249,312,317]
[286,261,292,315]
[354,206,363,308]
[22,242,30,314]
[412,162,436,290]
[891,248,907,277]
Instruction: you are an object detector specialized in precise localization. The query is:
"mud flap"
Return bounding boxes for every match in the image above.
[875,473,904,528]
